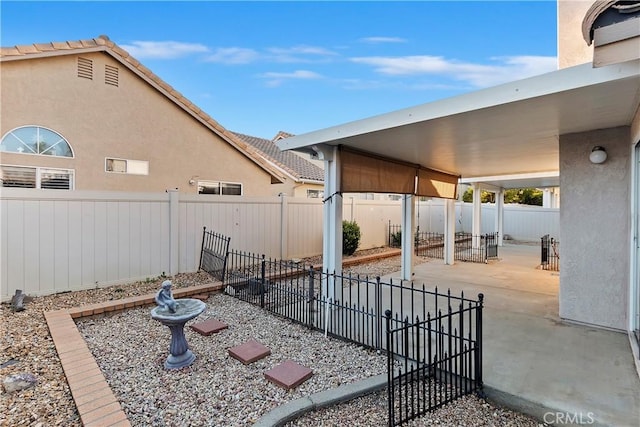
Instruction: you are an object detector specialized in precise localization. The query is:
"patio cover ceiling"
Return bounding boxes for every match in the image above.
[277,61,640,189]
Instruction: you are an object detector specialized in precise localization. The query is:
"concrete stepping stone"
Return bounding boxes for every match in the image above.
[190,319,228,336]
[264,360,313,390]
[228,339,271,365]
[192,294,209,301]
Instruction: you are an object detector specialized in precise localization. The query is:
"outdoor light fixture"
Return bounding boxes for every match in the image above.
[589,146,607,164]
[188,176,198,185]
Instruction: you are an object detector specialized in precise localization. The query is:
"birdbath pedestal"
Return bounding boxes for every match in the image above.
[151,298,206,369]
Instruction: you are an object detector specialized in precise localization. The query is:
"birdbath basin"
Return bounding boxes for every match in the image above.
[151,298,206,369]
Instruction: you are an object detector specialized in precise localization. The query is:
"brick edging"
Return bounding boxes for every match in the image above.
[311,249,402,271]
[44,282,223,426]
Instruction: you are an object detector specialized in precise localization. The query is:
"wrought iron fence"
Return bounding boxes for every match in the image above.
[386,293,484,426]
[540,234,560,271]
[454,232,499,263]
[203,228,485,426]
[198,227,231,281]
[415,231,445,259]
[389,223,498,263]
[389,222,403,248]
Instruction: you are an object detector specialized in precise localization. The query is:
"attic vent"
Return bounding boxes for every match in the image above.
[77,57,93,80]
[105,65,119,87]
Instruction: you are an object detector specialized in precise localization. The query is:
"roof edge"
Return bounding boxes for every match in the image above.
[277,60,640,152]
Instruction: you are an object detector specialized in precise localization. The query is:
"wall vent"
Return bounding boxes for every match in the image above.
[105,65,119,87]
[77,57,93,80]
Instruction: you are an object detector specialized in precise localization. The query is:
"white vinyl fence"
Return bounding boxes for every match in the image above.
[1,189,558,300]
[415,199,559,240]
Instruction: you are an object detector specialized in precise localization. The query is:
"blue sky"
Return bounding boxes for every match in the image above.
[1,1,558,139]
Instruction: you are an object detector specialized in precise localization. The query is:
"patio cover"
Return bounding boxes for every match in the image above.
[278,61,640,182]
[276,60,640,280]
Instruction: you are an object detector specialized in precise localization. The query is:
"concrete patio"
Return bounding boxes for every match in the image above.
[383,243,639,427]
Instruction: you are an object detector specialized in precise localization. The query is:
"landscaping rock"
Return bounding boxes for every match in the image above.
[3,372,37,393]
[11,289,26,312]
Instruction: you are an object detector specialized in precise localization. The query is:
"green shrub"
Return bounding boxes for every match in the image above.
[390,230,420,248]
[342,220,361,255]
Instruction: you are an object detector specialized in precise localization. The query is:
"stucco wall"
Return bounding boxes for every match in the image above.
[560,126,630,330]
[557,0,593,69]
[0,52,277,195]
[632,104,640,145]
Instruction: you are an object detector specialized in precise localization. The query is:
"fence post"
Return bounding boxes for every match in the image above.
[280,193,288,260]
[376,276,382,351]
[385,310,394,427]
[260,255,266,309]
[541,234,548,266]
[475,293,484,393]
[484,234,488,263]
[221,236,230,283]
[198,226,207,272]
[167,189,180,276]
[308,267,315,328]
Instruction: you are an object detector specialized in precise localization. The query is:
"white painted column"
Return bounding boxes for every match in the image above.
[495,189,504,246]
[444,199,456,265]
[543,189,552,208]
[552,187,560,209]
[472,183,482,248]
[401,194,415,280]
[320,146,342,303]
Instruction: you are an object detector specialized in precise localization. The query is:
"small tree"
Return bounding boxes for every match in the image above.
[343,220,361,255]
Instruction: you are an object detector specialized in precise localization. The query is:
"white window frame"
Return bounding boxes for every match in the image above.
[307,189,324,199]
[197,180,243,196]
[0,164,75,190]
[0,125,75,158]
[105,157,149,175]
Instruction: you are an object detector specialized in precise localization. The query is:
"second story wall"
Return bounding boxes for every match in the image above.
[558,0,594,68]
[1,52,276,195]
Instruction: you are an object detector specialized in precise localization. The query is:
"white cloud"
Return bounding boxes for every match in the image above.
[350,55,558,87]
[120,41,209,59]
[259,70,323,87]
[205,47,260,64]
[266,45,339,63]
[359,36,407,44]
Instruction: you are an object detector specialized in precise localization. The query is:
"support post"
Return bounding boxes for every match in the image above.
[495,189,504,246]
[444,199,456,265]
[316,145,342,304]
[401,194,415,280]
[472,183,482,248]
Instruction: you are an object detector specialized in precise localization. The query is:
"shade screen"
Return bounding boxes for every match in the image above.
[340,147,417,194]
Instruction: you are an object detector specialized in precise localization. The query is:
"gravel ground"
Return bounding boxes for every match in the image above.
[287,389,543,427]
[1,247,544,426]
[77,293,386,426]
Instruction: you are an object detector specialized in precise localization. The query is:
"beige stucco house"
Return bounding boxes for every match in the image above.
[0,35,293,196]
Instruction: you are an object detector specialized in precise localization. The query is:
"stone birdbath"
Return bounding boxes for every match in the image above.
[151,280,206,370]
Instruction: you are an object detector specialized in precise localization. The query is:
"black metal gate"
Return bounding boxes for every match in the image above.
[540,234,559,271]
[198,227,231,281]
[485,233,498,258]
[385,293,484,426]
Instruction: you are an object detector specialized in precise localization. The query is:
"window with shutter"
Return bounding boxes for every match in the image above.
[0,165,73,190]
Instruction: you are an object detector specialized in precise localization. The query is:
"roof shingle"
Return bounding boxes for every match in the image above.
[233,132,324,183]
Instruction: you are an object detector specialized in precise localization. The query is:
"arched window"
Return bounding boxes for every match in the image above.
[1,126,74,157]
